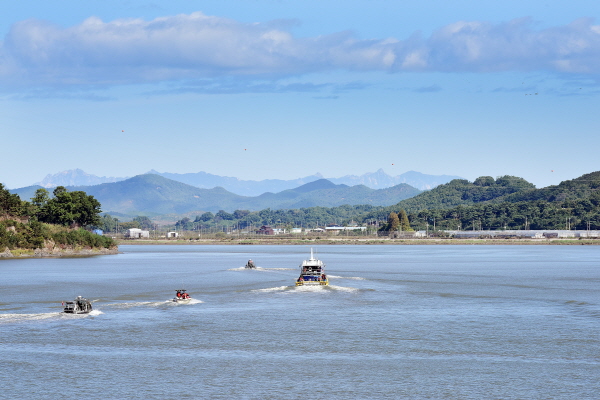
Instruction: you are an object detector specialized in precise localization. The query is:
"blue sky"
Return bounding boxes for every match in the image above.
[2,0,600,189]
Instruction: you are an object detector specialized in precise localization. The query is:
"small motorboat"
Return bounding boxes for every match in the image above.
[63,296,93,314]
[173,289,191,303]
[296,248,328,286]
[245,259,257,269]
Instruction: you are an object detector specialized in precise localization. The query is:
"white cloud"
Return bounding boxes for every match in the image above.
[1,13,600,90]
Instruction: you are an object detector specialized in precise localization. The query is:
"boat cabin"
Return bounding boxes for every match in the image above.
[63,296,93,314]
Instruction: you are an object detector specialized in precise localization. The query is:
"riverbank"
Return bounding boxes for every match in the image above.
[4,237,596,258]
[116,237,600,245]
[0,246,120,258]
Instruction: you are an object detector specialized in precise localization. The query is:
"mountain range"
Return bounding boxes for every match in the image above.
[13,174,422,217]
[35,169,126,188]
[33,168,460,195]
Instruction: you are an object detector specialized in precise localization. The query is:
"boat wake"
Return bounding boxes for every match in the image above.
[261,267,295,271]
[105,300,172,309]
[228,266,269,271]
[102,298,204,309]
[328,275,366,280]
[327,285,360,292]
[228,267,294,271]
[253,285,350,293]
[292,284,359,293]
[252,286,290,293]
[294,285,329,292]
[0,309,104,323]
[0,312,63,323]
[173,298,203,305]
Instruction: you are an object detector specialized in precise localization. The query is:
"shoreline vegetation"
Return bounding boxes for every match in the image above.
[1,184,118,259]
[115,237,600,246]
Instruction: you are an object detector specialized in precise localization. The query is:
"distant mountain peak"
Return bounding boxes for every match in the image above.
[326,170,461,191]
[291,179,339,193]
[35,169,128,188]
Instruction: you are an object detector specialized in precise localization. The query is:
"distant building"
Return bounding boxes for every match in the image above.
[167,231,179,238]
[256,226,274,235]
[325,225,366,234]
[126,228,150,238]
[92,229,104,236]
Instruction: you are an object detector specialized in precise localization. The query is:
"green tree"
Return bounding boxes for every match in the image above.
[99,214,118,233]
[196,212,214,222]
[399,209,413,231]
[69,190,102,227]
[175,217,194,230]
[233,210,250,219]
[215,210,234,220]
[0,183,25,217]
[473,176,495,186]
[133,216,154,230]
[31,188,50,208]
[120,221,141,231]
[386,212,400,231]
[38,186,102,227]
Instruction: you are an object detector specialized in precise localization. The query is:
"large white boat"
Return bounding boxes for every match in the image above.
[63,296,93,314]
[173,289,191,303]
[295,249,328,286]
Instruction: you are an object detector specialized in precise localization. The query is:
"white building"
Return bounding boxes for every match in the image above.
[126,228,150,238]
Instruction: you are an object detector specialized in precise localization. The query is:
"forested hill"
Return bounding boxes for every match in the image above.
[353,171,600,231]
[390,175,536,213]
[499,171,600,203]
